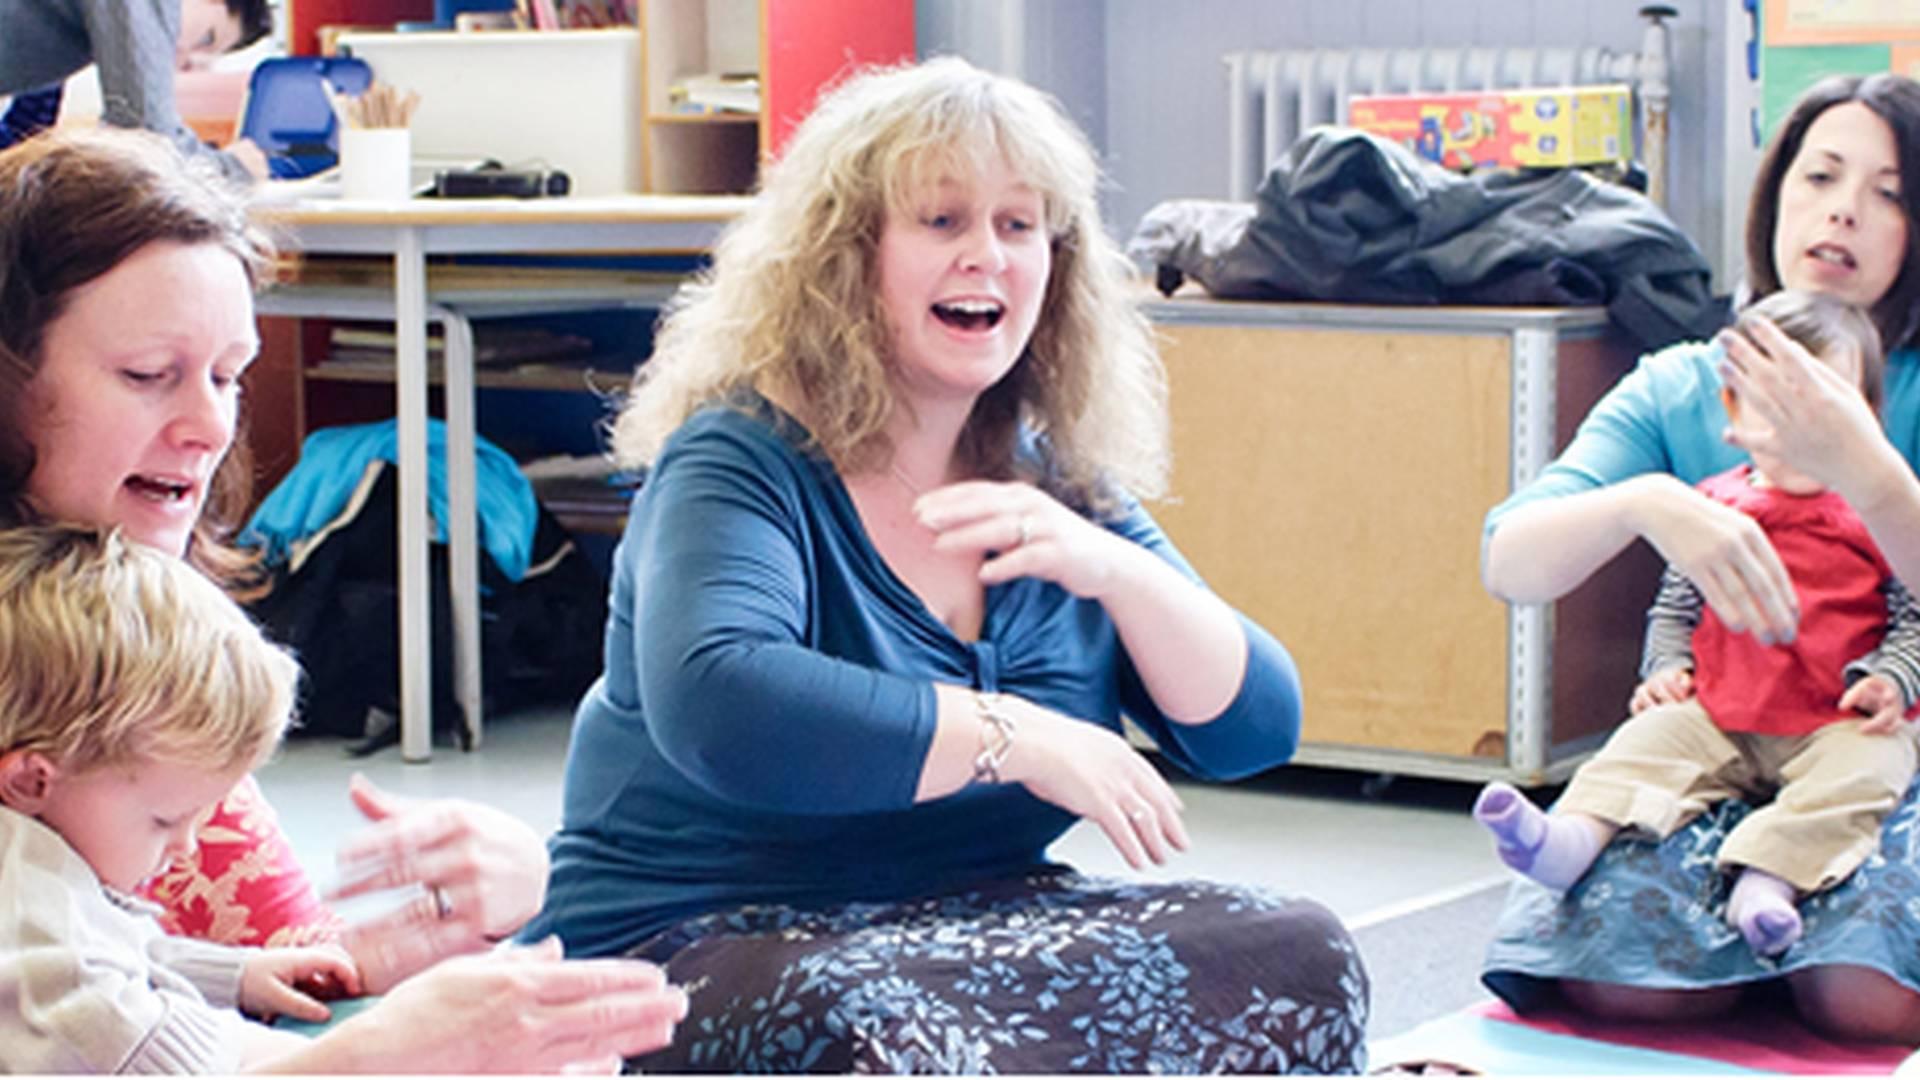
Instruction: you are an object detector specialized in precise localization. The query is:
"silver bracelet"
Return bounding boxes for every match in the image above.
[971,692,1017,785]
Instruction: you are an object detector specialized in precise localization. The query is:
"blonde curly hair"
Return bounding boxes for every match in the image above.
[610,56,1168,513]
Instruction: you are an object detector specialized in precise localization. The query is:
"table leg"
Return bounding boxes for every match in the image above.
[442,311,483,749]
[395,228,433,763]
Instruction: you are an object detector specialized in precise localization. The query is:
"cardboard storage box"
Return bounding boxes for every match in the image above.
[1349,84,1632,172]
[1142,298,1648,784]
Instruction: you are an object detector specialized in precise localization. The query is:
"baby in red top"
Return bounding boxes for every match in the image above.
[1475,290,1920,957]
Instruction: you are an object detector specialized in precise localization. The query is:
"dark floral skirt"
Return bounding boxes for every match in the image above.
[1484,781,1920,1010]
[627,873,1369,1074]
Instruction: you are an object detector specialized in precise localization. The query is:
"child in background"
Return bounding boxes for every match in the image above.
[0,524,360,1073]
[1475,289,1920,958]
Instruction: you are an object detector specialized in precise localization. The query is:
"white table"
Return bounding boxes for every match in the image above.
[254,195,748,761]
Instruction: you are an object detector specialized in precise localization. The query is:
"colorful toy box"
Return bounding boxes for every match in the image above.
[1348,84,1633,172]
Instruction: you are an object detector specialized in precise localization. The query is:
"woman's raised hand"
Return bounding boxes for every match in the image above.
[1719,315,1889,492]
[911,480,1133,599]
[329,774,550,993]
[997,697,1191,870]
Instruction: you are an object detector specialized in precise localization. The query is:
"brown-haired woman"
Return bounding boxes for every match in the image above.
[0,128,544,997]
[1480,72,1920,1042]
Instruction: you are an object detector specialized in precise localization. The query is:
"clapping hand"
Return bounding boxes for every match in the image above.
[912,480,1138,599]
[330,774,549,993]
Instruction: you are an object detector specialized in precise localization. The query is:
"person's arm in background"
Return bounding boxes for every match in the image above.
[1481,348,1799,644]
[80,0,264,181]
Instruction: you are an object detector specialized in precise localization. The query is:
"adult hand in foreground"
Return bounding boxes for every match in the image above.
[296,938,686,1073]
[330,773,550,993]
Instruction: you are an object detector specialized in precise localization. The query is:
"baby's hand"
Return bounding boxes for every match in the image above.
[1630,665,1695,714]
[1843,674,1908,735]
[240,944,362,1023]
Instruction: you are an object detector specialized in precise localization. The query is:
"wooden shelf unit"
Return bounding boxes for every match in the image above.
[638,0,913,193]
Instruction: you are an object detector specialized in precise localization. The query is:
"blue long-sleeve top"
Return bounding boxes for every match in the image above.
[523,395,1303,958]
[1484,340,1920,533]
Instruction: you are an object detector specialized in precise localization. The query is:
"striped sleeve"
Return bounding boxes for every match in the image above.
[1640,565,1701,678]
[1845,577,1920,709]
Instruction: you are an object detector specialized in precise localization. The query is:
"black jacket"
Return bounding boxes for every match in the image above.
[1128,128,1729,352]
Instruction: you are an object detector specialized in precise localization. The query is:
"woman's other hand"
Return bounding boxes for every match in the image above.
[317,938,687,1073]
[330,774,549,992]
[912,481,1136,599]
[998,698,1191,870]
[1630,665,1696,714]
[1628,474,1800,645]
[239,944,361,1024]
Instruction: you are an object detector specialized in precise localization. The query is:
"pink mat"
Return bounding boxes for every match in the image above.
[1476,1000,1910,1075]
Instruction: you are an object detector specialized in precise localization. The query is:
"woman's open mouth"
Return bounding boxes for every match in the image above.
[932,299,1005,331]
[126,475,195,504]
[1808,243,1857,270]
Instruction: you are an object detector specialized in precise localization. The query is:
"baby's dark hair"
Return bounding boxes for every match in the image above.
[1735,289,1884,412]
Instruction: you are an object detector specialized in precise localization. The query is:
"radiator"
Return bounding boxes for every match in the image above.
[1224,46,1645,200]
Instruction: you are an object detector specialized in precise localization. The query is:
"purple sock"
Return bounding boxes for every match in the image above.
[1473,782,1605,892]
[1727,869,1801,957]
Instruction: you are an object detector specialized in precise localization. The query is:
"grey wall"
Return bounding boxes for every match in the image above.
[921,0,1747,290]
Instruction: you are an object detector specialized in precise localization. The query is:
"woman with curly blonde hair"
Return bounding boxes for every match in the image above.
[612,56,1167,512]
[529,57,1366,1073]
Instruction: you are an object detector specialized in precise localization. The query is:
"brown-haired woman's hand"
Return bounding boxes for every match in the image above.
[329,774,550,993]
[285,938,687,1073]
[911,481,1134,599]
[994,697,1191,869]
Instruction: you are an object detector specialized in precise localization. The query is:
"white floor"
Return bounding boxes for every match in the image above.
[254,706,1510,1040]
[255,706,1502,924]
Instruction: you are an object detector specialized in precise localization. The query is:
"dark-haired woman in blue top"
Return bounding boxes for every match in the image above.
[1480,73,1920,1043]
